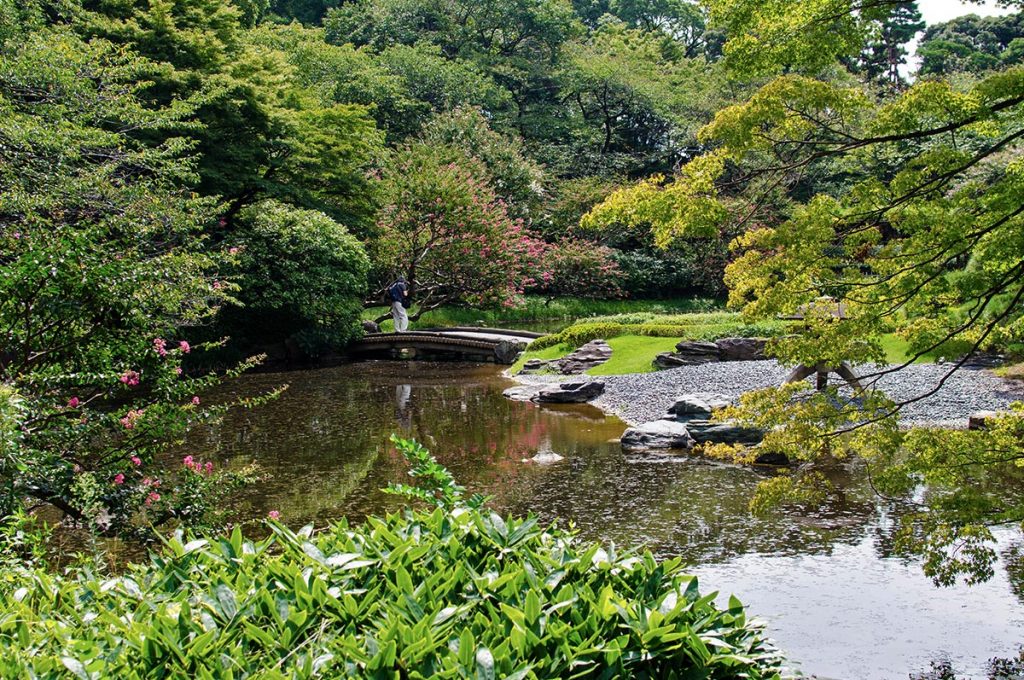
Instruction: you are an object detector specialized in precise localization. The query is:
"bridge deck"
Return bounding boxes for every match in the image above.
[348,328,542,364]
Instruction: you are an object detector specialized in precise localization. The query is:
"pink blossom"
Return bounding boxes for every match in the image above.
[144,491,161,506]
[120,409,143,429]
[204,461,213,474]
[119,370,140,387]
[191,396,200,406]
[267,510,281,520]
[113,473,125,485]
[183,455,194,466]
[175,367,183,376]
[228,247,239,255]
[212,281,223,290]
[12,232,21,239]
[142,477,152,486]
[131,456,142,466]
[153,338,168,357]
[67,396,80,408]
[179,341,191,354]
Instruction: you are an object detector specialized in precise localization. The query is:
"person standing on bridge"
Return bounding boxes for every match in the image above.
[388,275,410,333]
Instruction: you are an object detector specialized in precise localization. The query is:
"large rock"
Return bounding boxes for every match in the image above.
[533,381,605,403]
[556,339,613,374]
[673,340,722,362]
[361,320,381,334]
[968,410,1000,430]
[666,394,732,420]
[494,339,528,365]
[653,352,691,369]
[685,419,764,446]
[715,337,768,361]
[621,420,695,451]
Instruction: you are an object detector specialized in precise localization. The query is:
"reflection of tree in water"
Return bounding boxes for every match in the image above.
[1001,541,1024,606]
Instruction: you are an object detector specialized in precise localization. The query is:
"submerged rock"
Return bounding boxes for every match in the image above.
[503,385,541,401]
[620,420,695,451]
[533,381,605,403]
[525,451,565,464]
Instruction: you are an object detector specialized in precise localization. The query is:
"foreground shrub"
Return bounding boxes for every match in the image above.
[0,438,785,679]
[0,511,784,679]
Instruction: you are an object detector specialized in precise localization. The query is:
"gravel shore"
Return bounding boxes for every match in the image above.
[513,361,1024,428]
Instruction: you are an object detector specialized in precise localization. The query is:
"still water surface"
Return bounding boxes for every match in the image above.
[186,361,1024,679]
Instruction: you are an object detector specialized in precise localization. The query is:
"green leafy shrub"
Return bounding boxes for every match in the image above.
[225,200,371,357]
[0,442,786,679]
[528,317,788,351]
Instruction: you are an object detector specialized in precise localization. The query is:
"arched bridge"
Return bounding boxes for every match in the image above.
[347,327,544,364]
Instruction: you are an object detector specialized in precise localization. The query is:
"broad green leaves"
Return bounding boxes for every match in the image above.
[0,505,786,678]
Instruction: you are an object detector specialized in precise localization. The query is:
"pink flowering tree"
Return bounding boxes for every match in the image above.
[0,33,263,538]
[369,143,545,321]
[529,238,624,303]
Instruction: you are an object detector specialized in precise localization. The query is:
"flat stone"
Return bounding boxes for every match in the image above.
[503,385,541,402]
[715,337,768,361]
[968,410,1000,430]
[518,358,551,374]
[533,381,605,403]
[556,339,613,374]
[621,420,695,451]
[653,352,691,369]
[685,419,764,445]
[667,395,712,418]
[674,340,722,361]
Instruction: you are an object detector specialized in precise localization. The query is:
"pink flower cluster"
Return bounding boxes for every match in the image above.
[179,341,191,354]
[119,370,140,387]
[267,510,281,520]
[131,455,142,466]
[120,409,144,430]
[154,337,168,357]
[67,396,80,408]
[182,455,214,475]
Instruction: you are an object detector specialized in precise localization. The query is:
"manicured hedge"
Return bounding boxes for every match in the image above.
[0,509,785,679]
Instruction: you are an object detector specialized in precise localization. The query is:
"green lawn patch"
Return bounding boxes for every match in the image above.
[588,335,681,375]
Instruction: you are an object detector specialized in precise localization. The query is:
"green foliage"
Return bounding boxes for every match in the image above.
[0,24,264,536]
[370,142,540,313]
[385,435,487,509]
[528,314,785,350]
[421,107,545,219]
[918,12,1024,76]
[223,201,370,356]
[0,498,785,678]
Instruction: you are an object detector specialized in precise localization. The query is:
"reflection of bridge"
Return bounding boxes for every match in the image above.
[347,328,544,364]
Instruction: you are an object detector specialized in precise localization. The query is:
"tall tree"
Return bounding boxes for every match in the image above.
[858,1,924,89]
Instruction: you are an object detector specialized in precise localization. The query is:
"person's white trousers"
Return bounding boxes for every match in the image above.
[391,302,408,332]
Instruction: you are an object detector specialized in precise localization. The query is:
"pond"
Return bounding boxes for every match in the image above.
[184,361,1024,679]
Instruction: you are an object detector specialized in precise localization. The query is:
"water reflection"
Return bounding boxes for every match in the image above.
[183,360,1024,679]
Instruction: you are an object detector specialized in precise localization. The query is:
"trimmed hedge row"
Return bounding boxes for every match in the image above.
[0,509,785,679]
[529,320,788,351]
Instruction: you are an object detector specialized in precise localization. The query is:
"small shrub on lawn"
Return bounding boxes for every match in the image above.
[0,439,786,680]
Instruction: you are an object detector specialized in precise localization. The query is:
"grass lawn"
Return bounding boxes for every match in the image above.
[588,336,680,375]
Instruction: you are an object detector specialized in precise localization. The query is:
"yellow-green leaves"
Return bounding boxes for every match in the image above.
[582,152,728,247]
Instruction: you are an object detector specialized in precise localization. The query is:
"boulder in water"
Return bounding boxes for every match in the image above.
[621,420,695,451]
